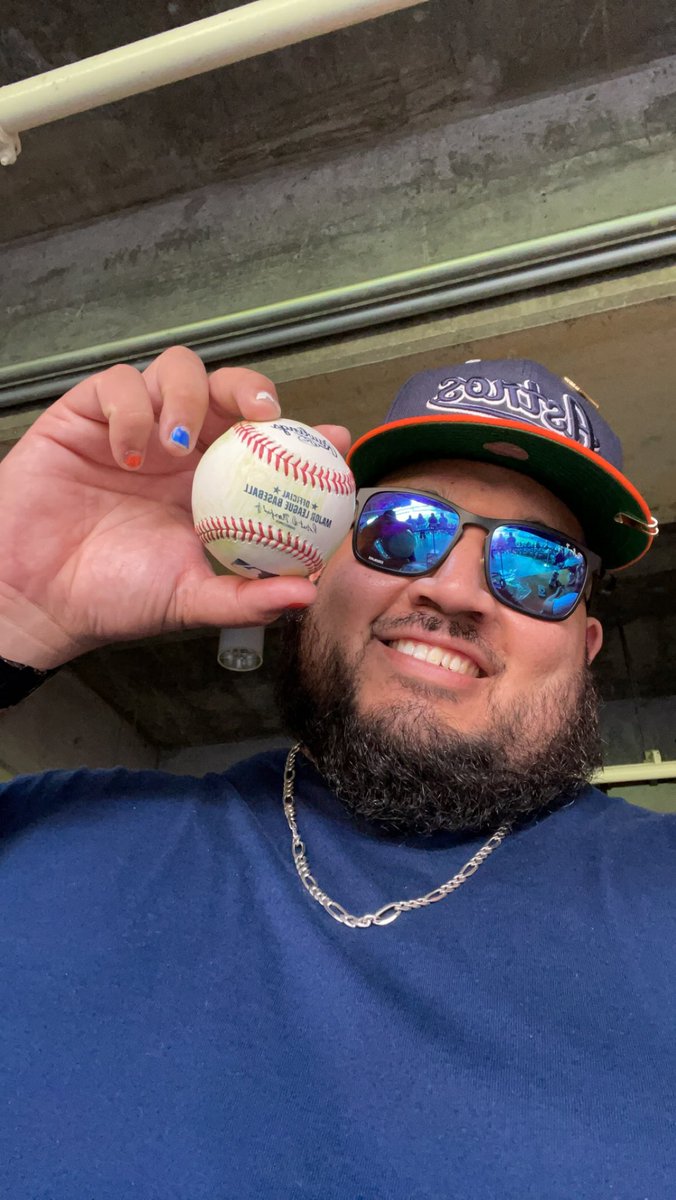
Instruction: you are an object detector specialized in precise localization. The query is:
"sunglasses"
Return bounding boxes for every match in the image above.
[352,488,602,622]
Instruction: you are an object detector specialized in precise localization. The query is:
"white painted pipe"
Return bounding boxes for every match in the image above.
[0,0,427,156]
[594,760,676,785]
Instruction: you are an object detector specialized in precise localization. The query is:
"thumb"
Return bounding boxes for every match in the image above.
[180,573,318,630]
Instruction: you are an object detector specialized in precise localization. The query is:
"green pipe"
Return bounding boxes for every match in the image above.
[2,206,676,407]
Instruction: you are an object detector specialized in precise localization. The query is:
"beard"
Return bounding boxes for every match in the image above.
[274,609,603,838]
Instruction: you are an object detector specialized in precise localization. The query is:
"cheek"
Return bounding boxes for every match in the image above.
[314,549,400,640]
[505,614,587,684]
[312,556,364,647]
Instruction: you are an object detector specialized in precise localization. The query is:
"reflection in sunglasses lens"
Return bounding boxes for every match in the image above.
[356,496,588,621]
[356,492,460,574]
[488,526,585,618]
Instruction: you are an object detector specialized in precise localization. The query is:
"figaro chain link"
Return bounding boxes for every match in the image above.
[282,744,512,929]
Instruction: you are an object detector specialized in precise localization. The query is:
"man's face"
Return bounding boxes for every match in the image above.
[277,458,604,835]
[312,459,602,733]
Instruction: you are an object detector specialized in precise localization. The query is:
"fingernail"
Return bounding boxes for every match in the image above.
[123,451,143,469]
[255,391,281,416]
[170,425,191,449]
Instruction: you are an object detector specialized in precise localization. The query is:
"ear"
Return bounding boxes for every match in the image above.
[585,616,603,664]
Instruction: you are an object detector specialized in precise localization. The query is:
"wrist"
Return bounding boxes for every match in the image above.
[0,589,80,671]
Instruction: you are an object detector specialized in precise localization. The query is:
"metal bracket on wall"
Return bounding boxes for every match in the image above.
[0,125,21,166]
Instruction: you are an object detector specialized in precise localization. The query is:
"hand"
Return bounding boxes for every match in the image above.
[0,347,351,668]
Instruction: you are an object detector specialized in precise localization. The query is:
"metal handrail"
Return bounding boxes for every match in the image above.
[0,0,427,164]
[595,760,676,784]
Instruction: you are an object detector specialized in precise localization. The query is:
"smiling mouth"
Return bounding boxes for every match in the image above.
[386,639,484,678]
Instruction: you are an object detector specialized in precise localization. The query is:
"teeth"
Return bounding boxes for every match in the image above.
[389,640,481,677]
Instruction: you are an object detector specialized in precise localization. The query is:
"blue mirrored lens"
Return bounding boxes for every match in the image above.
[355,492,460,574]
[488,526,586,618]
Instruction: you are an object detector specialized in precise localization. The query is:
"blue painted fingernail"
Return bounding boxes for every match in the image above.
[171,425,190,449]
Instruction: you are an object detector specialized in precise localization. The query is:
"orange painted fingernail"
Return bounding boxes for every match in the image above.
[124,451,143,469]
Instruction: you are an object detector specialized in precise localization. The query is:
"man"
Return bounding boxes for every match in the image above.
[0,351,673,1199]
[355,506,417,570]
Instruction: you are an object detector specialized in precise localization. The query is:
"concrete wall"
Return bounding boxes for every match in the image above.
[601,697,676,766]
[160,734,292,777]
[3,55,676,371]
[0,668,157,778]
[607,783,676,814]
[6,0,676,244]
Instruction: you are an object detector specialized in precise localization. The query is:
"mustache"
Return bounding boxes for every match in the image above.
[370,612,504,675]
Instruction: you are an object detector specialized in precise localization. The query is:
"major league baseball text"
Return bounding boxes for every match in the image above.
[192,420,356,578]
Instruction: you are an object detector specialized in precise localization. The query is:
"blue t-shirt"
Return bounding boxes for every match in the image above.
[1,750,675,1199]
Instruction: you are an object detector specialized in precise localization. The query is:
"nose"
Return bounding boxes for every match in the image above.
[404,525,497,620]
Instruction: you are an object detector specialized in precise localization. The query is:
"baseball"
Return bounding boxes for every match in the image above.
[191,419,356,578]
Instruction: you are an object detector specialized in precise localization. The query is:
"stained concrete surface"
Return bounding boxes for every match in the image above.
[3,55,676,374]
[0,668,157,775]
[3,0,676,241]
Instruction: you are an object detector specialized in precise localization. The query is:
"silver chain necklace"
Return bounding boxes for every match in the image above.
[282,744,512,929]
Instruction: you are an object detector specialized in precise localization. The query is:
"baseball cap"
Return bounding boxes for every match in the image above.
[346,358,658,570]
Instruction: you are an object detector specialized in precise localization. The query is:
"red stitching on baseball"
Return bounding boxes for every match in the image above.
[194,517,323,572]
[234,423,354,496]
